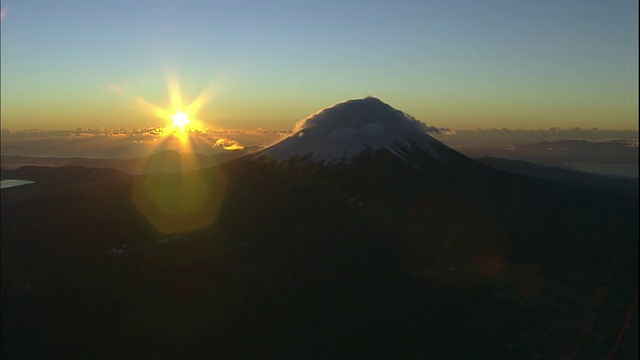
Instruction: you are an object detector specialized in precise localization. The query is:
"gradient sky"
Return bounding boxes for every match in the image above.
[1,0,638,131]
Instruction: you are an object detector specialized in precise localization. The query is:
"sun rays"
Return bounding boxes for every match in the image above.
[119,72,229,235]
[135,96,207,145]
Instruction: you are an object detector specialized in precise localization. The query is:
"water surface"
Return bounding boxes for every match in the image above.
[0,179,36,189]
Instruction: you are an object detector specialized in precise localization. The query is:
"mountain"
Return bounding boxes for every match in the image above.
[1,148,263,175]
[2,98,638,359]
[252,97,473,171]
[477,156,638,193]
[227,98,635,270]
[458,139,639,178]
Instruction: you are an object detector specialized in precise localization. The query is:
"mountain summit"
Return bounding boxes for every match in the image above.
[254,97,462,168]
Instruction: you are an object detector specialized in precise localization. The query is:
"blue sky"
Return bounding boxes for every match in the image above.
[1,0,638,130]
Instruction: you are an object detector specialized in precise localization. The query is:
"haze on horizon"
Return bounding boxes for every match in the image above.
[1,0,638,132]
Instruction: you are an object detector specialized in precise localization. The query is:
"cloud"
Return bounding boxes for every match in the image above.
[108,81,136,96]
[108,83,127,96]
[0,128,286,158]
[470,127,638,139]
[430,127,639,152]
[424,125,455,135]
[291,98,452,141]
[214,138,245,151]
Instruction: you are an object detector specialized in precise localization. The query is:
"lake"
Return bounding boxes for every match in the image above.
[0,179,36,189]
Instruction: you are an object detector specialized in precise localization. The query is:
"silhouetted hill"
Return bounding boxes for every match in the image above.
[1,148,262,175]
[2,159,637,358]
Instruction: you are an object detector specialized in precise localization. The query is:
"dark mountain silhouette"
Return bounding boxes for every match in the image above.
[2,98,637,359]
[1,148,262,175]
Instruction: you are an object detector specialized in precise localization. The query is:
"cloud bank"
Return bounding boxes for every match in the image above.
[0,128,288,159]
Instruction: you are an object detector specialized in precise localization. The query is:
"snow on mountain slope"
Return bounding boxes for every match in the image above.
[253,97,457,166]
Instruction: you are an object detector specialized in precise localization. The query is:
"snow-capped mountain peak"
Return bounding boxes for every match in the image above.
[253,97,456,166]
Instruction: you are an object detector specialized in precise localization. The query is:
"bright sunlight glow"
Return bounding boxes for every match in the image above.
[172,111,190,131]
[128,72,216,144]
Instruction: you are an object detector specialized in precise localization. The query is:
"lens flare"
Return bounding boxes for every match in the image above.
[116,71,226,234]
[131,168,228,235]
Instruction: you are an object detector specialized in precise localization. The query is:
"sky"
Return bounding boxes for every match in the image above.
[1,0,638,131]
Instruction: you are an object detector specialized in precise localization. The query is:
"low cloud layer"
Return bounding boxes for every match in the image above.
[0,128,288,159]
[1,125,636,162]
[431,127,638,148]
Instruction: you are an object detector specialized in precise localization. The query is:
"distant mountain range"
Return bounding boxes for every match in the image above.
[2,98,637,358]
[3,128,637,180]
[1,147,262,175]
[456,139,638,179]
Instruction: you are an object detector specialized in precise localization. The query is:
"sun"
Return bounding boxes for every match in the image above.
[131,73,215,144]
[172,111,190,131]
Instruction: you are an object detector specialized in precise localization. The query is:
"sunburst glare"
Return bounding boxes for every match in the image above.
[131,74,215,147]
[172,111,190,130]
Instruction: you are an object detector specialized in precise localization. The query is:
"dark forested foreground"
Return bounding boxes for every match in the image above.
[1,159,638,359]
